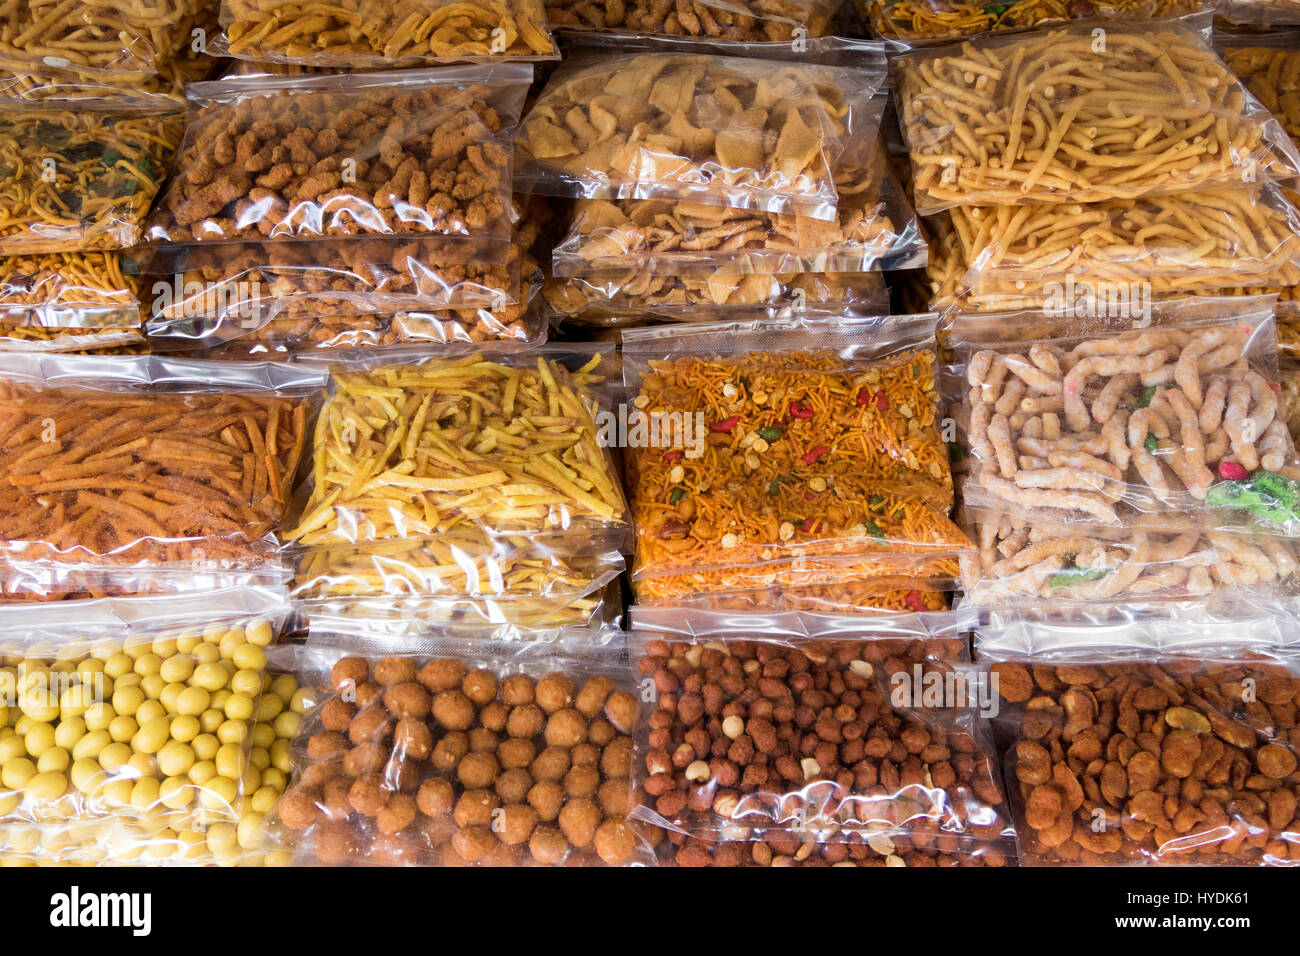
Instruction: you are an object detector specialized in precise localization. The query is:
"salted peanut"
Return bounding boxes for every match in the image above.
[995,658,1300,865]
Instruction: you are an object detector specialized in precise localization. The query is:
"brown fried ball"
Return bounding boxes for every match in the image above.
[331,657,368,693]
[570,743,599,767]
[456,752,500,790]
[348,774,389,817]
[494,767,532,805]
[417,777,455,816]
[600,737,633,779]
[545,708,588,748]
[354,681,384,709]
[315,821,358,865]
[451,826,496,863]
[529,746,571,782]
[277,785,321,829]
[321,777,354,821]
[604,691,638,734]
[453,789,500,829]
[383,682,431,719]
[497,804,540,845]
[497,738,536,770]
[593,819,638,864]
[307,731,348,761]
[500,674,535,706]
[373,657,418,686]
[528,825,569,865]
[343,741,389,778]
[393,718,433,760]
[527,780,564,822]
[371,829,424,866]
[588,718,616,747]
[319,697,356,732]
[462,669,499,706]
[348,706,391,745]
[596,778,631,819]
[418,658,465,693]
[563,764,601,799]
[575,676,615,718]
[431,731,469,772]
[479,701,508,732]
[558,797,602,848]
[535,673,574,714]
[300,761,340,789]
[383,754,421,793]
[377,793,418,834]
[467,728,498,753]
[506,703,544,739]
[432,689,476,731]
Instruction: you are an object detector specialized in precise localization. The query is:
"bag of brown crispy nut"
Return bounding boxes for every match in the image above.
[979,611,1300,865]
[627,606,1017,859]
[267,627,657,866]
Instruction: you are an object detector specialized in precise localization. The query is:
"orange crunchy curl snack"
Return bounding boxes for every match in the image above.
[222,0,557,64]
[0,385,309,572]
[148,79,513,244]
[628,349,970,602]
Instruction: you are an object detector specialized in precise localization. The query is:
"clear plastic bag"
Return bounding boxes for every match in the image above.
[0,0,212,78]
[0,353,325,597]
[544,0,838,41]
[0,102,183,254]
[897,16,1300,214]
[622,315,973,604]
[866,0,1203,42]
[627,610,1013,843]
[544,270,890,326]
[951,186,1300,302]
[270,633,655,866]
[634,579,952,614]
[982,633,1300,865]
[1220,0,1300,26]
[1223,33,1300,150]
[217,0,560,66]
[0,252,144,353]
[144,66,530,249]
[288,351,628,552]
[660,827,1014,866]
[290,528,627,629]
[960,507,1300,608]
[952,297,1300,534]
[551,148,926,277]
[515,50,887,220]
[0,587,292,864]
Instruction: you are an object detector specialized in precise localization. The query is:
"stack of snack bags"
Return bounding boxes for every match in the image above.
[515,38,912,328]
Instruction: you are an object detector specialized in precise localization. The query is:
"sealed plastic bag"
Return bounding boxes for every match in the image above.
[628,609,1013,843]
[959,507,1300,607]
[897,17,1300,214]
[516,51,886,220]
[951,186,1300,302]
[866,0,1202,41]
[0,103,182,254]
[0,252,144,352]
[1221,0,1300,26]
[270,633,654,865]
[0,587,293,863]
[289,351,628,549]
[953,297,1300,534]
[551,151,926,277]
[981,624,1300,865]
[1224,36,1300,150]
[0,0,211,78]
[290,528,626,628]
[545,0,837,40]
[623,315,973,603]
[545,269,890,326]
[219,0,559,66]
[0,353,324,597]
[145,66,529,248]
